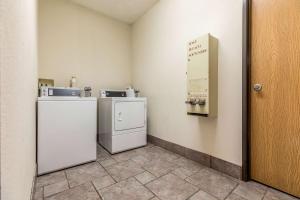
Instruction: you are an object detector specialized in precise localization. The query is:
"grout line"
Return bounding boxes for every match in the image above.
[42,171,70,199]
[139,170,160,186]
[184,167,206,183]
[223,182,240,200]
[262,186,269,199]
[142,167,157,178]
[95,178,116,191]
[185,188,201,200]
[142,180,159,200]
[98,159,117,168]
[91,181,103,200]
[42,186,44,200]
[142,172,174,186]
[134,176,145,186]
[101,164,118,183]
[169,170,202,199]
[36,172,65,188]
[144,182,158,199]
[64,171,71,189]
[43,184,72,198]
[44,182,97,199]
[187,177,230,200]
[133,171,156,186]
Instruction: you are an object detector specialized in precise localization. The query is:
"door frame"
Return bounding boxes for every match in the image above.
[242,0,250,181]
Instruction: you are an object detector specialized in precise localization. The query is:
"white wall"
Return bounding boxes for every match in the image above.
[0,0,38,199]
[39,0,132,96]
[132,0,243,165]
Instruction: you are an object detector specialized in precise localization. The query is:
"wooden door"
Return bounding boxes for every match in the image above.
[250,0,300,197]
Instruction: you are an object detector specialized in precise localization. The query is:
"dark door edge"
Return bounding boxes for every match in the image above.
[242,0,250,181]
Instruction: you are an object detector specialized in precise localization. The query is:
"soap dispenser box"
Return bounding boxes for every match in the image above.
[186,33,218,117]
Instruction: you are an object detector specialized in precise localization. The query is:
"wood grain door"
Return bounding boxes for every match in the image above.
[250,0,300,197]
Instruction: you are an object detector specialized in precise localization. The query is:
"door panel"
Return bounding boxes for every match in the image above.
[250,0,300,197]
[114,101,145,131]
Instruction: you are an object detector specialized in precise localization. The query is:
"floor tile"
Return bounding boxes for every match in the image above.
[111,150,138,162]
[97,145,111,161]
[92,175,116,190]
[233,182,266,200]
[65,162,108,187]
[99,158,117,167]
[132,146,170,162]
[226,193,248,200]
[45,182,100,200]
[146,173,198,200]
[146,146,179,162]
[131,155,152,165]
[133,145,154,155]
[247,181,269,191]
[172,157,205,174]
[34,144,299,200]
[133,149,157,161]
[99,177,154,200]
[105,160,145,182]
[222,173,243,185]
[264,188,299,200]
[151,197,160,200]
[146,143,154,147]
[33,187,43,200]
[186,168,237,200]
[189,190,218,200]
[172,167,196,180]
[143,159,178,177]
[44,180,69,197]
[36,171,67,187]
[135,171,156,184]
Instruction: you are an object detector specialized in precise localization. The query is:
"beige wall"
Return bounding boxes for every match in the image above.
[132,0,243,165]
[38,0,243,168]
[0,0,38,199]
[38,0,132,96]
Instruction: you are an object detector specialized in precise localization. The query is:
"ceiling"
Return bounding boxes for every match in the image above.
[70,0,159,24]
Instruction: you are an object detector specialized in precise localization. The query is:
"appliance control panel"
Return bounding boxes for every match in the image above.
[100,90,126,97]
[186,34,218,117]
[39,87,81,97]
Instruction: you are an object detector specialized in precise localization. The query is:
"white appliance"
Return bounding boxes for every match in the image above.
[37,97,97,175]
[98,90,147,154]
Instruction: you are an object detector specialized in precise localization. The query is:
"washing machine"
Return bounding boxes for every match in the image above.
[37,96,97,175]
[98,90,147,154]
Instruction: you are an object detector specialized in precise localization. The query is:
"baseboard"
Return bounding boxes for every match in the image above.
[147,135,242,179]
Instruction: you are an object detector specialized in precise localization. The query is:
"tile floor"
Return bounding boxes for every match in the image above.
[33,144,299,200]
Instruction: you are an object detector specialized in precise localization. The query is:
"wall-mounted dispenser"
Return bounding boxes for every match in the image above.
[186,33,218,117]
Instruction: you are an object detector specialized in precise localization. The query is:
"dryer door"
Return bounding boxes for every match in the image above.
[114,101,145,131]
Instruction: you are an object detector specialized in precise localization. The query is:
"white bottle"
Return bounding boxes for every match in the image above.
[70,76,77,88]
[126,86,135,97]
